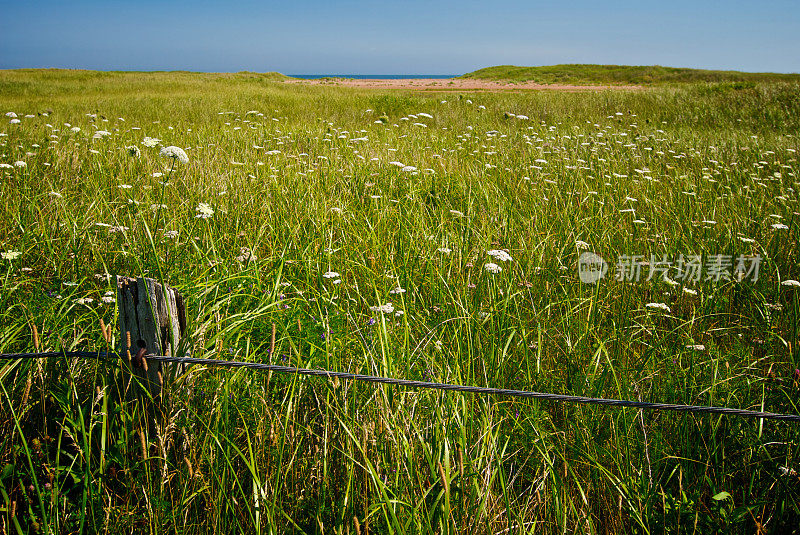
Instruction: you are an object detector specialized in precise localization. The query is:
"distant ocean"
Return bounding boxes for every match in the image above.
[290,74,455,79]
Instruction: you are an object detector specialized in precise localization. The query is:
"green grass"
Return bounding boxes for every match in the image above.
[0,69,799,533]
[461,63,800,85]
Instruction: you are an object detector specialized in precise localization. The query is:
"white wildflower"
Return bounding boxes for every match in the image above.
[771,223,789,230]
[487,249,513,262]
[1,251,21,260]
[14,161,26,168]
[389,287,406,294]
[779,466,798,477]
[663,276,679,287]
[370,302,395,314]
[686,344,706,351]
[484,262,502,274]
[322,271,340,279]
[645,302,671,313]
[781,279,800,288]
[195,202,214,219]
[141,137,160,148]
[160,146,189,163]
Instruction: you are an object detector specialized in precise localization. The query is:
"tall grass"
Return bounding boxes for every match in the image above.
[461,64,800,85]
[0,70,798,533]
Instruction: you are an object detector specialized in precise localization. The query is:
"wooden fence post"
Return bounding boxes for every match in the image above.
[116,276,188,399]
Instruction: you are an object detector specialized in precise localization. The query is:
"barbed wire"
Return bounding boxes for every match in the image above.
[2,350,799,422]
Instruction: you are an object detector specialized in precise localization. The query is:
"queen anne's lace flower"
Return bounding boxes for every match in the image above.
[160,146,189,164]
[645,302,671,313]
[196,203,214,219]
[487,249,513,262]
[484,262,502,274]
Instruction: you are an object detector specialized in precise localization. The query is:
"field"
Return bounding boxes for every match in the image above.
[462,64,800,86]
[1,69,799,534]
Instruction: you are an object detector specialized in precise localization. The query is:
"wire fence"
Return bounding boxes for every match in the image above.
[2,350,799,422]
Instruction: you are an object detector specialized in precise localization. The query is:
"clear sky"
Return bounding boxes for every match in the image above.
[1,0,798,74]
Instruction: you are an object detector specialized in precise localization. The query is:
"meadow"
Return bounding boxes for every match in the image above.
[462,64,800,85]
[0,69,799,534]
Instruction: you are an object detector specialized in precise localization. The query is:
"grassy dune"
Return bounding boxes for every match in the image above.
[461,64,800,85]
[0,70,799,533]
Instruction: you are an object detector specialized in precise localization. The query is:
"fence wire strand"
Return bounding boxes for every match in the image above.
[2,350,799,422]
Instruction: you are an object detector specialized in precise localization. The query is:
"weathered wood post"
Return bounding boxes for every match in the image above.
[116,276,188,399]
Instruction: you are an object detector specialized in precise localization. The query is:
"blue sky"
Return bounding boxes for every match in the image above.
[1,0,798,74]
